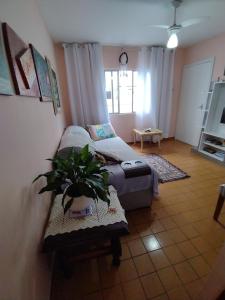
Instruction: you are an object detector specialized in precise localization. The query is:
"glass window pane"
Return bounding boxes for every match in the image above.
[112,71,119,113]
[119,71,132,113]
[133,71,138,112]
[105,71,113,113]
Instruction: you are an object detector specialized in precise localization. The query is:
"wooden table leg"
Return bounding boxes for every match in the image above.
[141,135,143,152]
[213,194,224,221]
[57,251,73,278]
[133,131,136,145]
[158,135,161,148]
[111,236,122,266]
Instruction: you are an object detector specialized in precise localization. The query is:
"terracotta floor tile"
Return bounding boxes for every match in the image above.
[153,295,169,300]
[184,279,203,299]
[122,279,146,300]
[157,266,182,291]
[119,259,138,282]
[128,239,146,257]
[174,261,198,284]
[136,223,153,237]
[177,240,199,259]
[163,245,185,264]
[150,220,165,233]
[103,285,125,300]
[143,235,161,252]
[167,286,190,300]
[149,249,171,270]
[84,292,103,300]
[167,228,187,243]
[140,272,165,299]
[133,254,155,276]
[189,256,211,277]
[202,249,218,266]
[180,225,199,239]
[190,237,212,253]
[155,231,174,247]
[160,217,178,230]
[121,243,131,260]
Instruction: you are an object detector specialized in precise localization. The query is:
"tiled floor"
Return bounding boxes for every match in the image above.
[51,140,225,300]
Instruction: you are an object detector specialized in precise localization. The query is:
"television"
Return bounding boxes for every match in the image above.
[220,107,225,124]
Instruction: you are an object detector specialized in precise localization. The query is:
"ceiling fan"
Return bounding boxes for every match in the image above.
[150,0,209,49]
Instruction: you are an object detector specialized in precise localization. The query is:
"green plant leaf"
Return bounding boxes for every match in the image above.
[64,198,73,214]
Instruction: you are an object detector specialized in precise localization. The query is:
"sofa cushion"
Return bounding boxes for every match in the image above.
[87,123,116,141]
[59,125,95,153]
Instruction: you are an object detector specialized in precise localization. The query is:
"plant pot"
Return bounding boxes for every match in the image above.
[69,195,93,212]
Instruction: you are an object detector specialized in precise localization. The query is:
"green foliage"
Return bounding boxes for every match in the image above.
[33,145,110,213]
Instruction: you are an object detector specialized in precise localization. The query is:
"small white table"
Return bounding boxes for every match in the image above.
[132,128,163,152]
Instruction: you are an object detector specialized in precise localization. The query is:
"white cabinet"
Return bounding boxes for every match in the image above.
[198,82,225,162]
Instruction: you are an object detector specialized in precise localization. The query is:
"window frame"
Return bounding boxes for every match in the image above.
[104,69,137,114]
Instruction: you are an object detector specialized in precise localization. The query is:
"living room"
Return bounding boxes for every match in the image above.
[1,0,225,300]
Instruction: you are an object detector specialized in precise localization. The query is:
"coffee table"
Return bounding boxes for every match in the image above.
[132,128,163,152]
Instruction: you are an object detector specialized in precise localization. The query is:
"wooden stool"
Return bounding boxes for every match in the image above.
[213,184,225,221]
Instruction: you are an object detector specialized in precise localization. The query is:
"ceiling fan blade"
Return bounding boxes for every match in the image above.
[181,16,210,28]
[148,25,169,29]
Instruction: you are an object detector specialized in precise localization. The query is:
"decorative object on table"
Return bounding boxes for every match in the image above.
[2,23,39,97]
[142,154,190,183]
[0,23,13,95]
[46,57,61,114]
[87,123,116,141]
[30,44,52,101]
[33,144,111,214]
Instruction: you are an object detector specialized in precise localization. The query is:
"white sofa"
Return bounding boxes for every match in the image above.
[58,126,157,210]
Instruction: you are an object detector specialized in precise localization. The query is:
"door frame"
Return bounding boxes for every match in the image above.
[175,56,215,146]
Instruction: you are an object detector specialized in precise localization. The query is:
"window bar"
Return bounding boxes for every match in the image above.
[111,71,114,114]
[117,70,120,114]
[132,71,134,113]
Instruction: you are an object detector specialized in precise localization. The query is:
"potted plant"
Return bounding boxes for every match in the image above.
[33,145,110,214]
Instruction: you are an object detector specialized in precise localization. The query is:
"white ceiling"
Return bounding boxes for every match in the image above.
[38,0,225,47]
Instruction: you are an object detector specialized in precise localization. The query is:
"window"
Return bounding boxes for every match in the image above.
[105,70,138,114]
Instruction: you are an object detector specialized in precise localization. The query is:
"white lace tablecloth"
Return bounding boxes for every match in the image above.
[44,186,127,238]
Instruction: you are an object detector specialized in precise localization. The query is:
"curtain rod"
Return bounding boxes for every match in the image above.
[62,42,99,48]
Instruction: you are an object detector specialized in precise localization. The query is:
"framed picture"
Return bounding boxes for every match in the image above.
[2,23,39,97]
[30,45,52,101]
[46,57,61,114]
[0,23,13,95]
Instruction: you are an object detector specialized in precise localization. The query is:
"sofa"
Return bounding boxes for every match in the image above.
[58,126,158,210]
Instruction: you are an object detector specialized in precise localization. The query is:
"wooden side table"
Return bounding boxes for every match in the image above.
[132,128,163,152]
[43,187,129,277]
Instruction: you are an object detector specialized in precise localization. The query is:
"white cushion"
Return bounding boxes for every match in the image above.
[59,126,95,152]
[64,126,91,138]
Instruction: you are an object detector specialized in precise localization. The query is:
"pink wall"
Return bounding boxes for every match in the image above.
[184,33,225,80]
[0,0,68,299]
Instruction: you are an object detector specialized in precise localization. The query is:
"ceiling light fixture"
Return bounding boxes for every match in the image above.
[167,31,178,49]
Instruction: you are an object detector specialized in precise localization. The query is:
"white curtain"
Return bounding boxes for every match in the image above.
[136,46,174,138]
[63,43,109,126]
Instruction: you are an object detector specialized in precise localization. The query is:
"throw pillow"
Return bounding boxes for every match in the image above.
[87,123,116,141]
